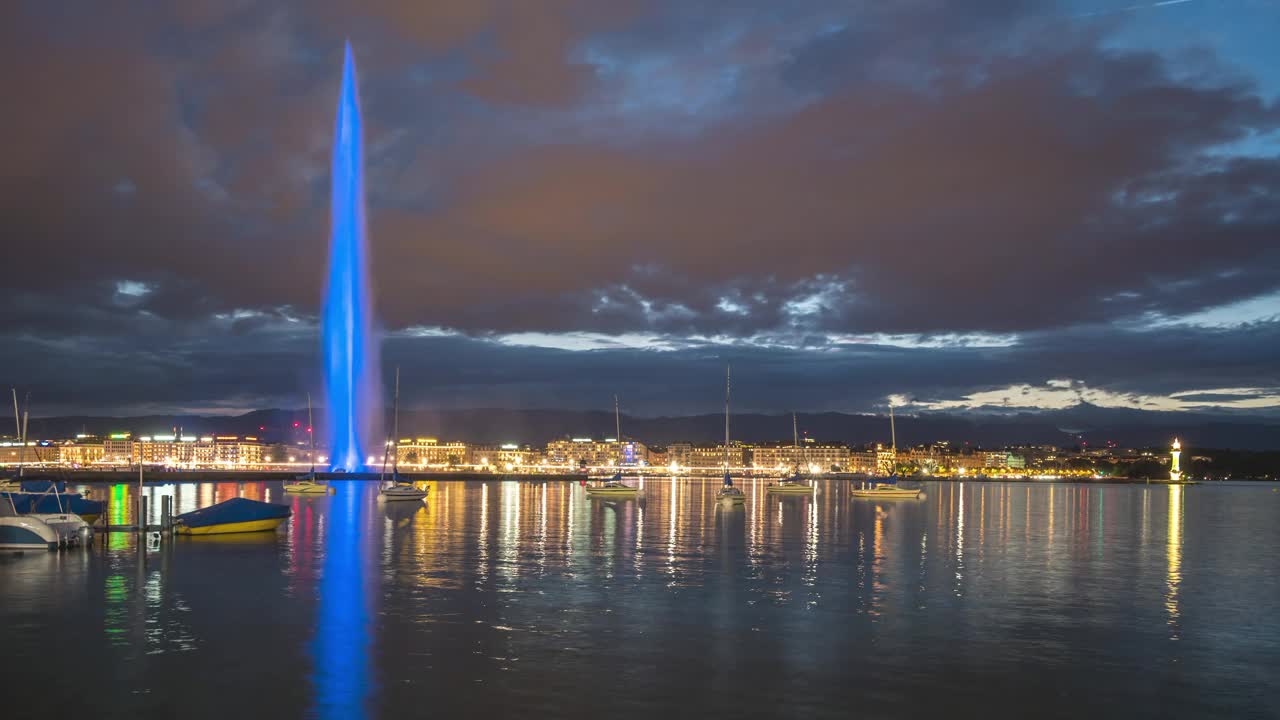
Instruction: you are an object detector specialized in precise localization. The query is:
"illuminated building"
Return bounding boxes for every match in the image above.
[58,441,105,466]
[0,442,57,466]
[1170,438,1182,481]
[848,450,879,474]
[750,441,850,472]
[545,438,620,468]
[395,438,470,467]
[134,435,227,466]
[104,435,133,464]
[681,443,746,470]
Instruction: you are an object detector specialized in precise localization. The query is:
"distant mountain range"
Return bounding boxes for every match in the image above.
[17,403,1280,450]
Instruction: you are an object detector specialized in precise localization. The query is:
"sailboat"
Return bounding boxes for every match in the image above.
[0,389,28,492]
[768,411,814,495]
[379,368,428,502]
[852,403,921,499]
[284,393,330,494]
[586,395,639,497]
[716,367,746,505]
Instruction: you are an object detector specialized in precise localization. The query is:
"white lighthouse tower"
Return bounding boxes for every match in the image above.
[1169,438,1183,482]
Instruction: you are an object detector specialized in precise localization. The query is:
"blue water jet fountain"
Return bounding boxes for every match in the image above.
[323,43,381,472]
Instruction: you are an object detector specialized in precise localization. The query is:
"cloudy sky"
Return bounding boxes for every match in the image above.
[3,0,1279,417]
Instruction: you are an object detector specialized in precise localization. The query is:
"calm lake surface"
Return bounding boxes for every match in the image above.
[2,479,1277,719]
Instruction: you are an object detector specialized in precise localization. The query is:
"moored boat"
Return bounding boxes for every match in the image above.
[0,495,89,549]
[284,393,329,494]
[172,497,291,535]
[376,368,429,503]
[715,369,745,505]
[585,473,639,496]
[766,477,815,494]
[851,404,922,499]
[380,481,429,501]
[283,478,331,494]
[0,512,60,550]
[586,396,640,497]
[852,482,922,499]
[3,490,104,524]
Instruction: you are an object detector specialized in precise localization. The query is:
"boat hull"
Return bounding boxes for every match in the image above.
[584,487,638,496]
[174,518,287,535]
[381,492,428,502]
[766,484,814,494]
[852,488,922,499]
[172,497,291,536]
[717,492,746,504]
[0,518,58,550]
[283,482,330,494]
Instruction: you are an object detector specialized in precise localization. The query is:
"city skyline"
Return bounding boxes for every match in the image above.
[5,2,1280,418]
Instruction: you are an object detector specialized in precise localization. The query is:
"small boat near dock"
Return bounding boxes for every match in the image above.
[172,497,291,535]
[0,494,91,549]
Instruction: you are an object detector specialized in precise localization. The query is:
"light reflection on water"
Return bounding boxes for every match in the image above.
[0,479,1277,719]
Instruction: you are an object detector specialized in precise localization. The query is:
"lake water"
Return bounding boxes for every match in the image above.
[2,479,1277,719]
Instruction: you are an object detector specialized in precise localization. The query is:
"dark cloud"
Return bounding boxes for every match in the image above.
[2,1,1279,416]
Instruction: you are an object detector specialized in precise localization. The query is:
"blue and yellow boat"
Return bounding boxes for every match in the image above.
[173,497,291,535]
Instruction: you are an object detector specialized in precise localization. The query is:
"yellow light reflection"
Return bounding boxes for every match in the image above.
[1166,484,1183,638]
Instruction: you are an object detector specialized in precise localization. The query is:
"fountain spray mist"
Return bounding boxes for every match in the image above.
[322,43,381,471]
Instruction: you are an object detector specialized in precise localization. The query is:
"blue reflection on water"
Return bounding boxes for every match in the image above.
[323,42,379,472]
[313,482,373,718]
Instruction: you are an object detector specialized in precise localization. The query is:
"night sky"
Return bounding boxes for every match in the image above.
[4,1,1279,418]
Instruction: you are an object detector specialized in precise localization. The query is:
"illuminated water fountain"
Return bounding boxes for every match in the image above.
[322,43,381,472]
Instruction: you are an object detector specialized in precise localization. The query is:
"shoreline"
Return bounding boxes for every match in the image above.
[10,470,1240,485]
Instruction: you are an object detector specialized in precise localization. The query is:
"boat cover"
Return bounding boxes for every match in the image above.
[174,497,290,528]
[19,479,67,493]
[2,492,103,516]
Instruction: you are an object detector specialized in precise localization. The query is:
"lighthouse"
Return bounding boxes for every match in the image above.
[1169,438,1183,482]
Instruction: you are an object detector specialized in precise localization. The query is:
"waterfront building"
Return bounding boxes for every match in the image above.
[848,450,879,474]
[59,441,105,466]
[134,435,238,466]
[751,441,850,472]
[682,442,746,470]
[104,434,133,464]
[491,444,543,470]
[647,445,669,469]
[666,442,692,467]
[983,451,1010,468]
[212,436,264,465]
[0,442,59,466]
[545,438,621,468]
[395,438,470,467]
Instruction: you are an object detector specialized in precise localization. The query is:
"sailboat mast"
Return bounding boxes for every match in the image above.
[19,401,28,478]
[890,403,897,453]
[13,389,22,478]
[391,366,401,475]
[307,392,316,476]
[724,366,731,472]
